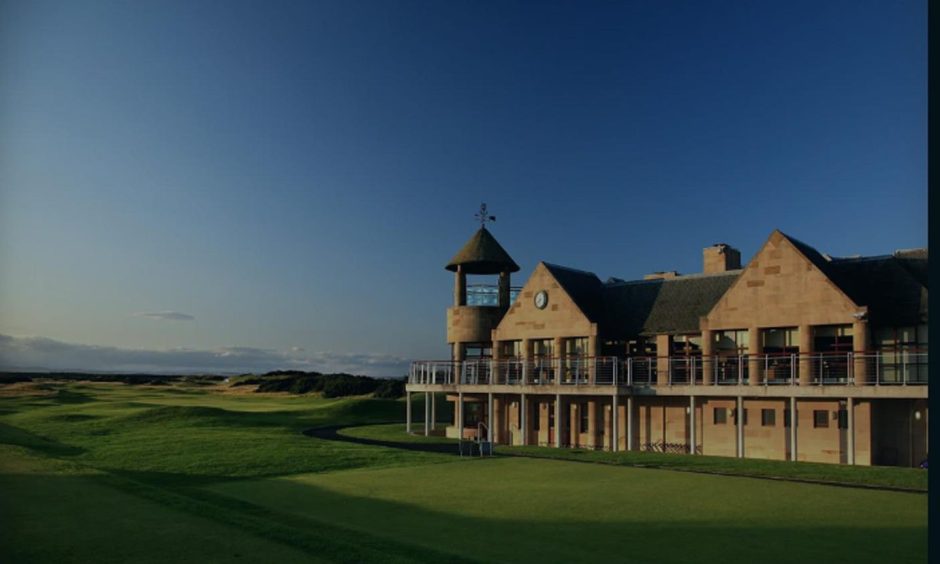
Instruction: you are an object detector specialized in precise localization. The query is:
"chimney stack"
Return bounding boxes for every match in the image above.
[644,271,680,280]
[703,243,741,274]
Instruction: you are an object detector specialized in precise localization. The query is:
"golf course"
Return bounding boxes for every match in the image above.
[0,379,927,563]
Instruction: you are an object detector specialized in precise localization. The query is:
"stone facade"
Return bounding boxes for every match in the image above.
[410,229,928,467]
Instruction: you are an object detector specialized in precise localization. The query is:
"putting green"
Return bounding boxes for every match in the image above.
[209,456,927,564]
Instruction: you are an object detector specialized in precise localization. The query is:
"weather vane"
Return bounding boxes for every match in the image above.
[475,202,496,229]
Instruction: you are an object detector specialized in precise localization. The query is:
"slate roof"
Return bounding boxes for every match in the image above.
[542,263,604,320]
[538,232,926,339]
[543,262,739,338]
[602,272,740,338]
[446,228,520,274]
[780,232,928,326]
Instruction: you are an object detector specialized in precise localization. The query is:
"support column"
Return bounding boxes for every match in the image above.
[431,392,436,431]
[799,325,812,386]
[847,397,855,465]
[736,396,744,458]
[554,336,565,384]
[748,327,761,385]
[790,397,797,462]
[612,395,619,452]
[424,392,430,436]
[487,392,494,442]
[627,396,634,451]
[498,270,511,309]
[454,265,466,306]
[656,334,671,385]
[701,328,714,385]
[853,319,870,385]
[689,396,696,455]
[406,392,412,434]
[521,393,528,446]
[587,400,598,448]
[554,393,563,448]
[522,338,532,385]
[457,390,464,440]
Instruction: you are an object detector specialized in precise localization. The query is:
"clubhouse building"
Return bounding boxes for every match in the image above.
[406,227,928,467]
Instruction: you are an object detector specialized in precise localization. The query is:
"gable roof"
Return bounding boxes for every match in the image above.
[542,263,604,321]
[778,231,927,325]
[446,228,520,274]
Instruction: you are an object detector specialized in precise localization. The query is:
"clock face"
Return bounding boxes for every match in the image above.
[534,290,548,309]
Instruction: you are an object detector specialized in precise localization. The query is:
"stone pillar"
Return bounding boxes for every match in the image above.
[493,396,502,443]
[689,396,696,455]
[748,327,761,385]
[587,400,598,448]
[406,392,412,434]
[520,338,531,384]
[521,393,528,446]
[790,397,797,461]
[454,265,466,306]
[498,271,511,309]
[799,325,812,386]
[457,390,464,440]
[612,395,619,452]
[853,320,870,385]
[656,334,671,385]
[554,393,564,448]
[701,329,714,385]
[571,402,581,448]
[487,392,494,442]
[424,392,430,436]
[626,396,633,451]
[453,342,464,362]
[431,392,436,431]
[847,398,855,465]
[736,396,744,458]
[554,336,565,384]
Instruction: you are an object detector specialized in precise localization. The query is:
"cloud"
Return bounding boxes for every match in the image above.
[0,334,410,377]
[134,311,196,321]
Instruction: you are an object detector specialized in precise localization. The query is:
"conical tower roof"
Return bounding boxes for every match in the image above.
[446,227,520,274]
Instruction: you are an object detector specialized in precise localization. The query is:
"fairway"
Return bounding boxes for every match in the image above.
[0,382,927,563]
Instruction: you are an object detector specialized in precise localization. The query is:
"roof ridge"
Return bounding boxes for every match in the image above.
[604,270,742,287]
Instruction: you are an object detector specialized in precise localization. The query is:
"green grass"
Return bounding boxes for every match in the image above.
[342,423,929,491]
[0,381,927,563]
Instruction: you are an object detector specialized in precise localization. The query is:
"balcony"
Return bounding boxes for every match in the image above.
[408,352,928,388]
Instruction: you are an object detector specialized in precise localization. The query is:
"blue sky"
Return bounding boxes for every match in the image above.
[0,1,926,375]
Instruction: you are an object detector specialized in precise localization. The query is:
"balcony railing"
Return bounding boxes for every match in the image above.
[465,284,522,307]
[409,352,928,387]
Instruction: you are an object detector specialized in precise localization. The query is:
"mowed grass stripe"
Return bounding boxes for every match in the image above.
[209,456,927,564]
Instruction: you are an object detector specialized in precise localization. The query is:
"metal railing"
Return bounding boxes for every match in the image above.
[409,352,928,387]
[465,284,522,307]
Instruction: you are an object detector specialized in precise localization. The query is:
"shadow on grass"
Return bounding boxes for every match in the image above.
[0,422,85,456]
[206,474,927,564]
[304,425,461,455]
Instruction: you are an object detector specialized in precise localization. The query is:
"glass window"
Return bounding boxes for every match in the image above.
[837,408,848,430]
[531,339,553,358]
[464,343,492,359]
[761,409,776,427]
[565,337,590,357]
[499,340,522,358]
[715,330,749,355]
[672,335,702,356]
[813,410,829,428]
[813,325,853,353]
[713,408,727,425]
[580,403,589,433]
[762,328,799,354]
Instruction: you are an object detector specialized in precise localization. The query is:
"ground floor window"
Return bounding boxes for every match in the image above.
[713,407,727,424]
[579,403,589,433]
[761,409,776,427]
[813,410,829,428]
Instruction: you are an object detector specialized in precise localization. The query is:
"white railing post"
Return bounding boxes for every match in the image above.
[627,357,633,386]
[790,353,796,385]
